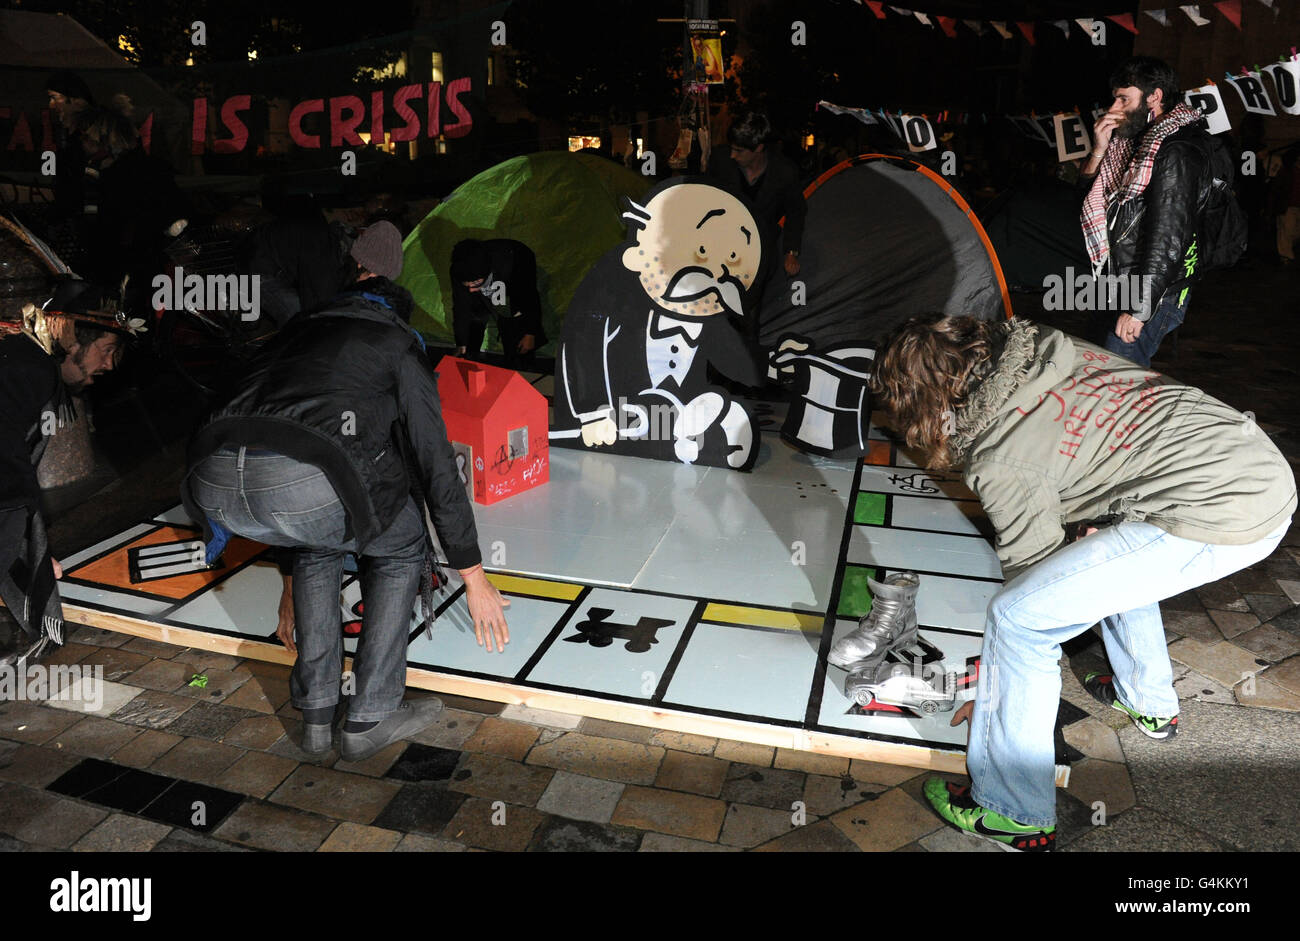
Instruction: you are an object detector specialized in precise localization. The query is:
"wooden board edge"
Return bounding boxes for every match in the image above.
[65,604,964,773]
[66,604,296,666]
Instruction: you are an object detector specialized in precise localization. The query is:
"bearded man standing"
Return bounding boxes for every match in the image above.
[1079,57,1215,367]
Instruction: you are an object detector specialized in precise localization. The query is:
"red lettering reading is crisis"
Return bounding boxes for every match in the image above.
[190,78,473,154]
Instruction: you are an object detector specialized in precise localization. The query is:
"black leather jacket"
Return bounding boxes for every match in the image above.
[182,277,482,569]
[1095,121,1214,322]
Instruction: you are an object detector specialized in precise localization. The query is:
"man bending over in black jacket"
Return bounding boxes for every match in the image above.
[450,238,546,368]
[184,222,509,762]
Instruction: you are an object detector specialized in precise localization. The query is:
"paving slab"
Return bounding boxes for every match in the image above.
[318,821,402,852]
[526,733,664,785]
[1172,670,1237,706]
[752,819,861,852]
[529,817,642,852]
[0,701,83,743]
[371,784,466,836]
[713,740,773,766]
[1234,624,1300,662]
[535,771,625,824]
[442,797,545,851]
[111,690,196,730]
[719,802,796,847]
[1065,758,1137,817]
[1235,677,1300,711]
[1121,698,1300,852]
[461,717,542,760]
[719,763,805,810]
[610,785,727,841]
[639,832,741,852]
[215,801,336,852]
[449,752,554,805]
[1261,656,1300,695]
[72,813,171,852]
[654,750,729,797]
[1167,638,1268,689]
[828,788,943,852]
[649,731,716,755]
[269,765,401,825]
[1062,718,1125,763]
[1062,806,1230,852]
[395,833,466,852]
[802,773,890,817]
[0,742,80,787]
[918,826,1006,852]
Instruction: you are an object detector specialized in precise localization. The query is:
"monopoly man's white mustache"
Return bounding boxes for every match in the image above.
[661,268,745,315]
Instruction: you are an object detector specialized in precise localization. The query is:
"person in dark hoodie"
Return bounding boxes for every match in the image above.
[182,222,510,762]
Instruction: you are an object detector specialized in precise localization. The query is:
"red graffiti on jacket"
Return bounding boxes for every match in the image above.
[1015,350,1169,459]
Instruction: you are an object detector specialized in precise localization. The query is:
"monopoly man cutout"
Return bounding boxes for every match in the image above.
[551,178,765,470]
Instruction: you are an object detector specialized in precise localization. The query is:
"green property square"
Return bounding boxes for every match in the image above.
[853,492,887,526]
[836,565,877,619]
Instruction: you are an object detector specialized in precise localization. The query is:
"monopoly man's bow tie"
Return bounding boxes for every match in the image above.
[648,311,705,344]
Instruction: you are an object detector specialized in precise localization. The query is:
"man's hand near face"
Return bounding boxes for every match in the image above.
[1092,105,1125,155]
[1082,101,1127,177]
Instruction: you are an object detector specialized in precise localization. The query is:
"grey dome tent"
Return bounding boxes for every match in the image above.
[758,154,1011,348]
[982,180,1092,292]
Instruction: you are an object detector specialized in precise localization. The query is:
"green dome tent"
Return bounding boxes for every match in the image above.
[399,152,651,349]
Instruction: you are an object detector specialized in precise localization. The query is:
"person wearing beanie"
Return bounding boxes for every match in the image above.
[182,245,510,763]
[350,220,405,280]
[450,237,546,368]
[0,278,138,663]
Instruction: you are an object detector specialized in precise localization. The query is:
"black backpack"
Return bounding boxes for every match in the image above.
[1197,136,1248,272]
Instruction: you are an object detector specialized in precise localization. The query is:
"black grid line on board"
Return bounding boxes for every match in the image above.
[512,586,592,683]
[651,598,707,705]
[802,454,867,728]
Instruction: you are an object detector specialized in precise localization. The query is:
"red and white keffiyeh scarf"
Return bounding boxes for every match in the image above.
[1080,103,1205,274]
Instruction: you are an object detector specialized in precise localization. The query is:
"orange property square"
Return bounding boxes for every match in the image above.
[66,525,267,601]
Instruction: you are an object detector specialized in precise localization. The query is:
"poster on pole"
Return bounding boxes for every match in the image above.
[688,19,725,85]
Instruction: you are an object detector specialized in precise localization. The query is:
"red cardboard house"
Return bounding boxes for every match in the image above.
[436,356,549,505]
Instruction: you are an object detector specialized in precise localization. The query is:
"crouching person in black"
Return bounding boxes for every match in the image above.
[182,222,509,762]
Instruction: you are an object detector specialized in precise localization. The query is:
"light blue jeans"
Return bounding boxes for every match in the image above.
[968,518,1290,828]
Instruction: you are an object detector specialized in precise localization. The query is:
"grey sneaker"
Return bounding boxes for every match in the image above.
[301,723,333,756]
[828,572,921,670]
[340,698,444,762]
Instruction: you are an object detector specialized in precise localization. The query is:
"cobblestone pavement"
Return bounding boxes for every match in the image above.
[0,262,1296,852]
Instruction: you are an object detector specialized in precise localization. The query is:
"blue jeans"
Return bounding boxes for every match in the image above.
[190,446,424,722]
[1101,289,1189,367]
[968,518,1289,827]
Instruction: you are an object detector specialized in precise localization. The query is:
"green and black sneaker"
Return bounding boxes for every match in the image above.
[1083,671,1178,741]
[923,777,1057,852]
